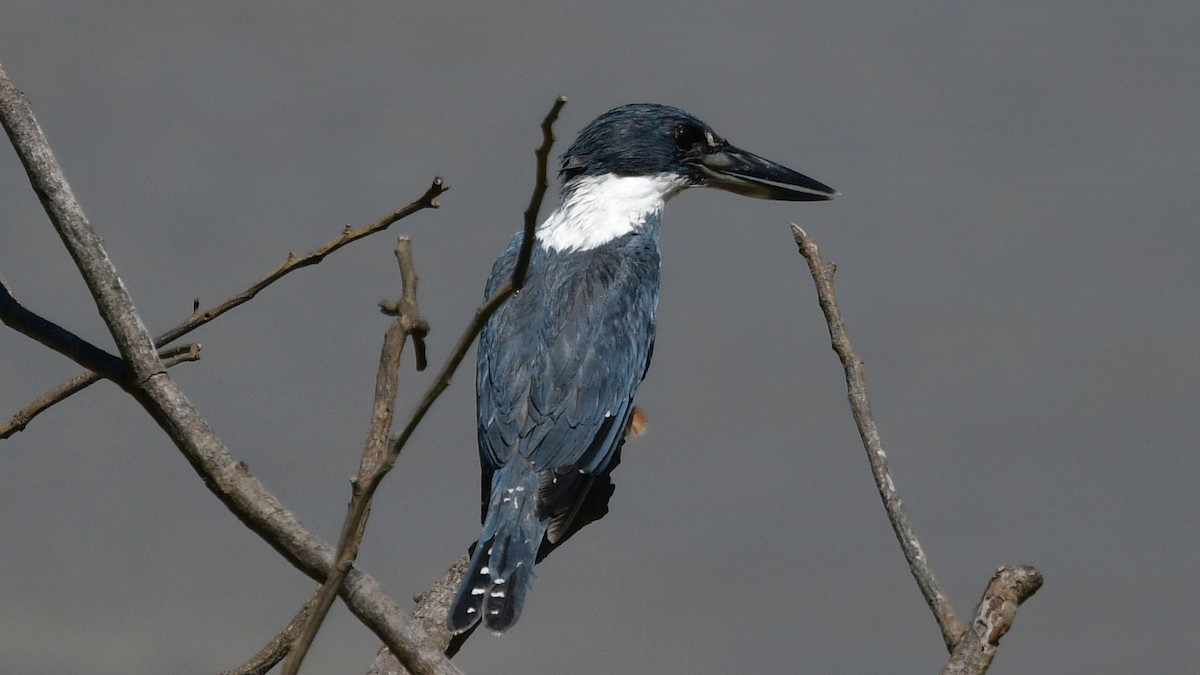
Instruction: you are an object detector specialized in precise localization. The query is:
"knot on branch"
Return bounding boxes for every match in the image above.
[377,237,430,370]
[378,299,427,331]
[422,176,449,208]
[974,565,1043,645]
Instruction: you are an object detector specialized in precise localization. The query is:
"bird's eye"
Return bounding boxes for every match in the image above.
[673,125,707,151]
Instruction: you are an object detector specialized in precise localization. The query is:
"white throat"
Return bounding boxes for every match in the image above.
[536,173,689,252]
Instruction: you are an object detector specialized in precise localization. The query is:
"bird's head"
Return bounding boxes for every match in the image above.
[559,103,836,201]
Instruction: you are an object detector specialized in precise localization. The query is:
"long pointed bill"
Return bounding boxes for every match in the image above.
[695,145,836,201]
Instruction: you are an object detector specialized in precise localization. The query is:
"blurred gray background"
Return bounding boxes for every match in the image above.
[1,2,1196,673]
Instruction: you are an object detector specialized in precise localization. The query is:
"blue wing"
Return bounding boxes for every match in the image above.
[476,230,659,537]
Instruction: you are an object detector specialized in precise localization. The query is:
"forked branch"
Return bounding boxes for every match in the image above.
[280,239,430,675]
[1,177,447,439]
[364,96,568,674]
[1,61,458,675]
[791,224,1041,673]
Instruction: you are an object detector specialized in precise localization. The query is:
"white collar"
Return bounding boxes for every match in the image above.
[536,173,688,252]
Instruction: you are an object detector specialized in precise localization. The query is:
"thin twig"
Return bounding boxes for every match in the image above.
[382,92,564,476]
[0,265,126,380]
[221,588,323,675]
[1,343,200,439]
[292,92,566,670]
[941,566,1043,675]
[155,178,446,348]
[1,62,459,675]
[513,95,566,290]
[1,178,448,436]
[791,224,965,648]
[283,92,566,667]
[380,238,430,371]
[363,96,567,673]
[792,225,1042,672]
[157,343,203,367]
[283,240,423,675]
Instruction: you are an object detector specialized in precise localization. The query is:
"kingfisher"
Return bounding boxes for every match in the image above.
[447,103,835,634]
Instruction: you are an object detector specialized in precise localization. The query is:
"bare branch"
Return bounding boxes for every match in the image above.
[2,177,448,436]
[382,94,568,488]
[792,225,1043,671]
[367,556,471,675]
[1,62,458,675]
[1,343,200,440]
[513,95,566,290]
[791,224,965,648]
[941,566,1043,675]
[380,238,430,371]
[283,239,424,674]
[155,343,203,368]
[363,95,569,673]
[0,274,125,380]
[156,178,447,349]
[281,122,566,663]
[1,63,163,383]
[221,588,322,675]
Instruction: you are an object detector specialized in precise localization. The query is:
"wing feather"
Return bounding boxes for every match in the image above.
[477,230,659,522]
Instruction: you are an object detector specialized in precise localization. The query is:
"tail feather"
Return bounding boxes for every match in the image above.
[447,537,493,633]
[448,466,545,633]
[479,556,533,632]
